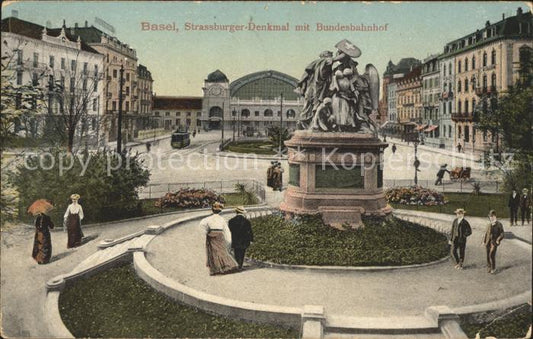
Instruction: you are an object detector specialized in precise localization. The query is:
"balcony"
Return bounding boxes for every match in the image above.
[441,91,453,100]
[451,113,473,122]
[475,86,497,96]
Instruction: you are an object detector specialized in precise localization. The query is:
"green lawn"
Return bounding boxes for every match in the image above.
[225,141,277,155]
[59,264,298,338]
[460,304,531,339]
[390,193,509,218]
[247,214,449,266]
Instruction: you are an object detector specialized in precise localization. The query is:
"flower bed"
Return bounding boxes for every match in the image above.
[386,186,447,206]
[247,214,449,266]
[154,188,224,209]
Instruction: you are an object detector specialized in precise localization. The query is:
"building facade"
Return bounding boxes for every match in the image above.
[201,70,302,136]
[136,64,154,132]
[396,66,422,138]
[152,96,202,131]
[437,53,456,150]
[66,23,140,143]
[449,7,533,153]
[1,17,105,147]
[421,54,441,147]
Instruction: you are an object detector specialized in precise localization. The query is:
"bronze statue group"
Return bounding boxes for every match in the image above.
[30,193,85,265]
[201,202,254,275]
[267,161,284,191]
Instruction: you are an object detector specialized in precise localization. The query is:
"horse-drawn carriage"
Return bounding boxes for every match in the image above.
[450,167,471,181]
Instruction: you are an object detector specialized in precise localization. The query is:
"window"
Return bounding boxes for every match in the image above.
[125,101,129,111]
[491,73,496,87]
[32,73,38,86]
[443,102,447,114]
[16,50,23,65]
[465,100,469,114]
[176,112,181,116]
[176,119,180,125]
[83,62,88,73]
[457,81,462,93]
[16,71,23,85]
[48,75,54,90]
[165,112,170,116]
[61,58,65,69]
[465,57,469,71]
[491,50,496,65]
[113,69,118,78]
[443,64,446,75]
[187,112,191,117]
[71,60,76,71]
[93,98,97,111]
[457,60,462,73]
[83,78,87,91]
[94,78,98,91]
[471,76,476,90]
[449,125,452,138]
[483,52,487,67]
[125,86,129,95]
[264,109,273,117]
[33,53,38,67]
[94,65,98,77]
[458,100,462,114]
[464,78,469,92]
[255,110,260,116]
[448,101,452,114]
[70,77,75,92]
[448,62,452,75]
[482,75,487,89]
[472,56,476,69]
[60,76,65,88]
[112,101,117,111]
[49,55,54,68]
[126,73,130,82]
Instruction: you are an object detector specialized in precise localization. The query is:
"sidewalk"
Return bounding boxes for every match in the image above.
[387,137,481,163]
[146,210,532,318]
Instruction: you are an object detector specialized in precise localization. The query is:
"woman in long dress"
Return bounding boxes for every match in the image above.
[64,194,84,248]
[32,213,54,264]
[200,202,239,275]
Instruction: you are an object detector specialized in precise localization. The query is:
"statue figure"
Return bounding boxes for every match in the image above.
[295,39,380,135]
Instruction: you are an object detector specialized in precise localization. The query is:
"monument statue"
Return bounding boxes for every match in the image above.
[295,39,380,135]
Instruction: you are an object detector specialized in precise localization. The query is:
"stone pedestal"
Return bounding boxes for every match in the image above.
[279,131,392,228]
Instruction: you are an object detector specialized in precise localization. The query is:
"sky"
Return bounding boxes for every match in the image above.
[2,1,532,97]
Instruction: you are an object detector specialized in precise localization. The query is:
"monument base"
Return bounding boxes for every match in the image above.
[279,131,392,228]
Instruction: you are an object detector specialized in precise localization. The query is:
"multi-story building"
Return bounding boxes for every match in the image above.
[152,96,202,131]
[437,52,456,150]
[1,17,105,147]
[449,7,533,153]
[202,70,302,136]
[421,54,441,147]
[136,64,154,132]
[396,66,422,138]
[65,22,139,143]
[380,58,421,137]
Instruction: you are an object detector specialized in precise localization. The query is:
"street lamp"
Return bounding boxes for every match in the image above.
[117,64,124,154]
[413,135,421,185]
[279,92,283,157]
[232,109,236,141]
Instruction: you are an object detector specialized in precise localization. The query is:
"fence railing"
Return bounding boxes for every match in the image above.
[383,179,502,193]
[139,179,266,202]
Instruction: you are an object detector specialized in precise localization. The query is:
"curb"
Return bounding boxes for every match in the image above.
[215,151,287,161]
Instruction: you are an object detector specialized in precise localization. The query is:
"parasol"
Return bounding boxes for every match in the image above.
[27,199,54,216]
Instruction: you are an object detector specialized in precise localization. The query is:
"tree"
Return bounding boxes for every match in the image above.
[475,46,533,191]
[267,125,290,153]
[0,39,45,153]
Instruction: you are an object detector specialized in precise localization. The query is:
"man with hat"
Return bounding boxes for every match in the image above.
[435,164,450,186]
[450,208,472,269]
[482,210,504,274]
[267,161,276,188]
[519,188,531,225]
[228,206,254,270]
[508,188,520,226]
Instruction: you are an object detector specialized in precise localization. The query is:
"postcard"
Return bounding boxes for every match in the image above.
[1,1,532,338]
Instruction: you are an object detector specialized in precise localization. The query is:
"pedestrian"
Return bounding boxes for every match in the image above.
[267,161,276,188]
[192,130,197,138]
[450,208,472,269]
[519,188,531,225]
[435,164,450,186]
[272,162,284,191]
[64,194,84,248]
[228,206,254,270]
[391,143,397,154]
[146,142,151,152]
[482,210,504,274]
[27,199,55,264]
[457,143,462,153]
[508,188,520,226]
[200,202,238,275]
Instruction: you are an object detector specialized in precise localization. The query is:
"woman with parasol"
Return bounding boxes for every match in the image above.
[28,199,55,264]
[64,194,84,248]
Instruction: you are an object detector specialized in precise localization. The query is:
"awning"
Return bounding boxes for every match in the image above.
[424,125,439,132]
[416,124,428,131]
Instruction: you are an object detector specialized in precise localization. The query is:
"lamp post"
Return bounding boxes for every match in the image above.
[413,134,420,185]
[279,92,283,156]
[117,64,124,154]
[232,109,236,141]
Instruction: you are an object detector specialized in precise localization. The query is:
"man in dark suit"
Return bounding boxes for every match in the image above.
[519,188,531,225]
[483,210,504,274]
[450,208,472,269]
[228,206,254,270]
[508,189,520,226]
[435,164,450,186]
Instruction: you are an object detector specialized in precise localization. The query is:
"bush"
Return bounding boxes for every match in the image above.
[386,186,447,206]
[247,214,448,266]
[10,150,150,225]
[155,188,224,209]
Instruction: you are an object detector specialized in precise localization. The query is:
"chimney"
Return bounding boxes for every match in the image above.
[485,20,490,27]
[517,7,523,16]
[85,20,88,27]
[502,13,505,20]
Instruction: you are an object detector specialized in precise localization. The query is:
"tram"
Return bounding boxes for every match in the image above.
[171,128,191,149]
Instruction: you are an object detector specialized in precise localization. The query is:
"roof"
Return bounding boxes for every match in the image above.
[1,17,100,54]
[153,96,202,110]
[398,66,422,84]
[383,58,421,77]
[206,69,229,83]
